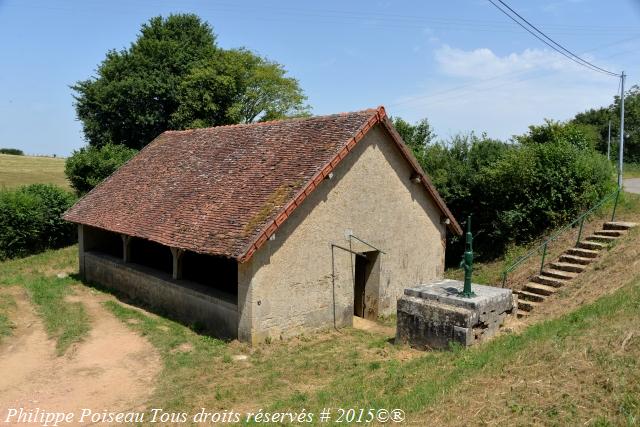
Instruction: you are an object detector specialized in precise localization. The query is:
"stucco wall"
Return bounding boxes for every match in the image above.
[239,124,448,343]
[84,252,238,338]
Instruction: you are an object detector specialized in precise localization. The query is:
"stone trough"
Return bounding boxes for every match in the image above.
[396,279,516,350]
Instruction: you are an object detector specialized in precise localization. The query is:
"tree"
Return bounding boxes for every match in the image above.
[518,119,600,151]
[65,144,138,195]
[171,48,309,128]
[573,85,640,163]
[72,14,308,150]
[392,117,436,160]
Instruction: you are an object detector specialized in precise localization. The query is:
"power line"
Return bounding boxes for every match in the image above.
[494,0,620,76]
[388,37,637,109]
[487,0,620,77]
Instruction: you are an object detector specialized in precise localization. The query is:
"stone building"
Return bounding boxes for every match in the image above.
[63,107,461,344]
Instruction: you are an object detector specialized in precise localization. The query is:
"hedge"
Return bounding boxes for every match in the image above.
[0,184,77,260]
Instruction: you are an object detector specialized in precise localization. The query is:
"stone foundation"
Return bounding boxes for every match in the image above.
[84,252,239,338]
[396,279,515,350]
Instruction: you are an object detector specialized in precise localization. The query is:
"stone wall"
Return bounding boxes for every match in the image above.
[238,124,448,343]
[84,252,238,338]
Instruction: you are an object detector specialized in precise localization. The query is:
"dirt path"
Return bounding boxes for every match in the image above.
[352,316,396,337]
[0,286,160,422]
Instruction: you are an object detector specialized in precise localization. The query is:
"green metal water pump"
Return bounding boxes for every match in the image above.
[459,215,476,298]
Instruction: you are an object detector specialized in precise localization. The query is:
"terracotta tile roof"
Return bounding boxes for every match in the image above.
[64,106,461,261]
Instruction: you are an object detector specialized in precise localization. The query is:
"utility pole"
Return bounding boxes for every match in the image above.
[607,120,611,160]
[618,71,626,189]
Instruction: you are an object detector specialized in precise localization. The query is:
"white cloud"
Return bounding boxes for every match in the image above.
[388,44,619,141]
[433,44,593,79]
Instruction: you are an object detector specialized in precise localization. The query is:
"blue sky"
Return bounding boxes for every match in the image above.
[1,0,639,156]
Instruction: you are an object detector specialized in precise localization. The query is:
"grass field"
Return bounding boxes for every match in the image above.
[625,163,640,179]
[0,153,70,189]
[1,202,639,424]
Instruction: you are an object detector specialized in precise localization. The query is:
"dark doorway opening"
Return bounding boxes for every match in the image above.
[354,251,380,320]
[85,227,123,259]
[129,238,173,275]
[181,251,238,297]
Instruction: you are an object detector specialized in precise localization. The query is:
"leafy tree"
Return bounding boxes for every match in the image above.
[393,116,613,264]
[73,14,308,150]
[520,119,599,151]
[172,48,309,128]
[65,144,138,195]
[573,85,640,162]
[392,117,436,160]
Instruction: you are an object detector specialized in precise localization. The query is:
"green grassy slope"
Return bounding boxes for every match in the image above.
[0,153,70,189]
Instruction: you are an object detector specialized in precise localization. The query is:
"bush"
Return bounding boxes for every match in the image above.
[397,118,615,265]
[0,148,24,155]
[476,140,614,257]
[0,184,77,260]
[65,144,138,195]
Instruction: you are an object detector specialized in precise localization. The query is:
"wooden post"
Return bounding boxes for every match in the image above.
[121,235,131,263]
[170,247,184,280]
[78,224,85,279]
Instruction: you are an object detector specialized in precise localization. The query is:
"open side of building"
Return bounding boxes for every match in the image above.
[65,106,461,344]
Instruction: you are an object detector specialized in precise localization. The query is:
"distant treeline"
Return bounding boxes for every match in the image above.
[0,148,24,155]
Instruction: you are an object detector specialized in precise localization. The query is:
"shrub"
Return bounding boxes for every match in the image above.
[397,119,615,264]
[0,184,77,260]
[0,148,24,155]
[476,140,614,257]
[65,144,138,195]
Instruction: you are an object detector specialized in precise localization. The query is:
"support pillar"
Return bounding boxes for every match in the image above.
[170,247,184,280]
[121,235,132,263]
[78,224,86,279]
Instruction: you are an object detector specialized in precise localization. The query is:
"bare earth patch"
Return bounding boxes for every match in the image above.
[0,286,160,417]
[352,316,396,337]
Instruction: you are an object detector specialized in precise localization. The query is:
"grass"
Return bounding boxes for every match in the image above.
[25,276,90,354]
[0,233,637,424]
[0,247,88,354]
[0,196,637,424]
[0,153,70,189]
[426,275,640,426]
[98,262,640,425]
[0,293,16,342]
[624,163,640,179]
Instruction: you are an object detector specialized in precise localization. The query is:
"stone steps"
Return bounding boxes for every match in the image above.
[515,220,637,317]
[587,234,617,243]
[567,247,599,258]
[541,268,577,280]
[551,261,586,273]
[594,229,626,237]
[604,221,637,231]
[514,289,546,303]
[577,240,607,251]
[558,254,593,266]
[518,299,540,312]
[532,275,568,288]
[523,282,558,296]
